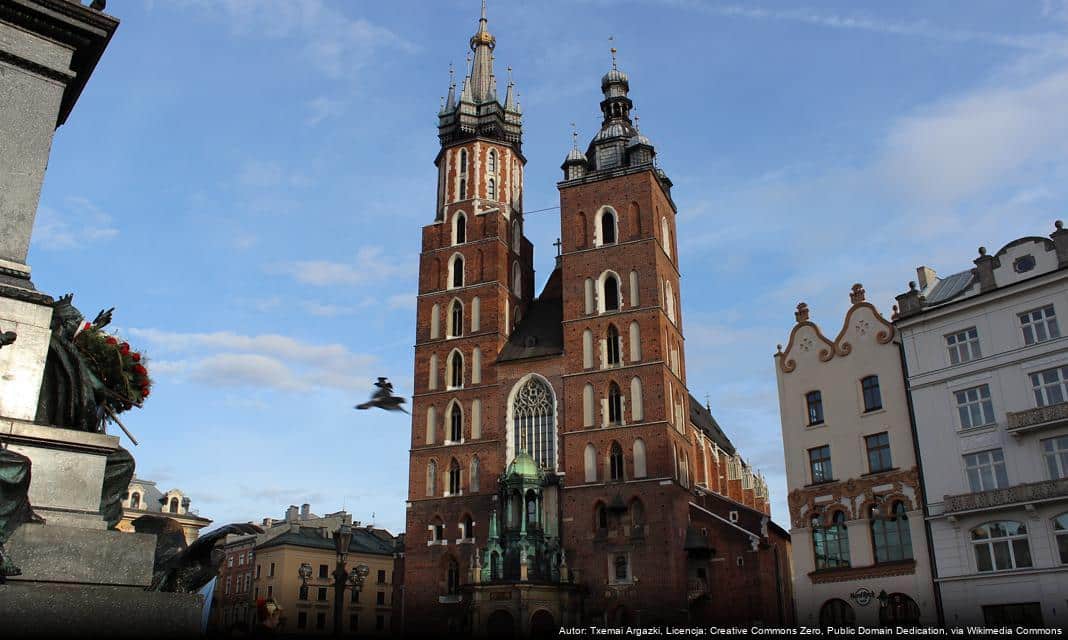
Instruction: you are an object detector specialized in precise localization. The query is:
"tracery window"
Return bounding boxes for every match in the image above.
[449,300,463,338]
[610,442,624,481]
[606,325,621,366]
[511,376,556,470]
[450,403,462,442]
[608,383,623,424]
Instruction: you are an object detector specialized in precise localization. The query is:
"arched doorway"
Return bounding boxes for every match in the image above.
[530,610,556,640]
[487,609,515,639]
[819,599,856,626]
[879,593,920,626]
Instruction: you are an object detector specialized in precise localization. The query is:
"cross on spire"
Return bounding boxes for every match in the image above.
[570,122,579,149]
[553,238,563,256]
[609,35,618,69]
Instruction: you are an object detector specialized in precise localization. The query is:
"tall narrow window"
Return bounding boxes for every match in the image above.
[1043,435,1068,480]
[487,149,497,174]
[871,501,912,563]
[430,303,441,339]
[428,354,438,390]
[582,329,594,369]
[510,376,557,470]
[584,444,597,482]
[447,558,460,593]
[487,178,496,200]
[426,460,436,497]
[459,149,468,174]
[865,432,892,473]
[470,456,480,492]
[972,521,1032,571]
[471,399,482,439]
[459,178,467,200]
[956,385,995,428]
[660,217,672,258]
[610,442,624,481]
[809,445,833,483]
[448,459,461,495]
[449,300,463,338]
[512,262,521,296]
[629,270,639,306]
[584,279,594,314]
[449,351,463,389]
[454,212,467,244]
[812,511,850,569]
[608,383,623,425]
[512,220,521,251]
[600,211,617,245]
[964,449,1008,491]
[1020,305,1059,345]
[665,281,676,323]
[861,376,882,412]
[450,255,464,289]
[471,347,481,384]
[606,325,621,366]
[633,438,647,478]
[629,321,641,362]
[806,391,824,425]
[450,404,462,443]
[1053,513,1068,564]
[946,327,981,364]
[425,406,436,445]
[130,492,140,510]
[471,297,480,332]
[583,384,595,427]
[461,515,474,539]
[603,275,620,312]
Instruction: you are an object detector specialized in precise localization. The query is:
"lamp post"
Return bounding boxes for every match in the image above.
[298,523,370,637]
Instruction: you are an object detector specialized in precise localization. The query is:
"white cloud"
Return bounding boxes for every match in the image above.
[237,160,312,190]
[388,293,416,310]
[305,96,345,126]
[271,247,414,287]
[33,197,119,250]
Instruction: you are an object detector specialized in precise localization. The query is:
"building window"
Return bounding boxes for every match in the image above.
[608,383,623,425]
[603,274,620,312]
[809,445,833,484]
[660,217,672,259]
[470,455,480,492]
[169,497,179,513]
[267,585,272,599]
[871,501,912,563]
[487,178,496,200]
[449,254,465,289]
[448,459,461,495]
[1050,513,1068,564]
[512,220,521,251]
[964,449,1008,492]
[446,559,460,594]
[461,515,473,539]
[861,375,882,412]
[256,564,261,579]
[317,587,328,602]
[459,177,467,200]
[225,576,231,595]
[487,149,497,174]
[806,390,824,425]
[297,612,307,630]
[946,327,981,364]
[318,564,328,579]
[431,517,444,542]
[865,432,892,473]
[610,442,624,481]
[269,563,275,577]
[612,554,629,582]
[351,588,360,603]
[983,603,1044,627]
[130,492,140,509]
[453,212,467,244]
[449,404,462,442]
[510,376,556,470]
[448,351,464,389]
[1042,435,1068,480]
[812,511,850,569]
[600,210,617,245]
[427,460,437,497]
[595,503,608,532]
[376,590,386,605]
[606,325,621,366]
[1020,305,1059,345]
[299,585,308,601]
[316,612,326,630]
[228,555,234,568]
[376,615,385,631]
[1031,366,1068,407]
[819,599,855,626]
[449,300,463,338]
[971,521,1032,572]
[955,384,996,428]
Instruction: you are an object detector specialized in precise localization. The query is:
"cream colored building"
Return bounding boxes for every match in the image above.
[115,477,211,544]
[253,523,397,635]
[775,285,935,627]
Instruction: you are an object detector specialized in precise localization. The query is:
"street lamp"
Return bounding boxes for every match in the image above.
[298,524,370,637]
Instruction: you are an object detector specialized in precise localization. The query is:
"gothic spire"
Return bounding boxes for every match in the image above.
[468,0,497,103]
[445,63,456,110]
[504,65,516,110]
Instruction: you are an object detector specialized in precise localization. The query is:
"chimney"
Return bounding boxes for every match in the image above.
[916,266,937,290]
[262,517,274,528]
[300,503,310,519]
[1050,220,1068,268]
[285,505,298,522]
[973,247,996,292]
[894,281,924,319]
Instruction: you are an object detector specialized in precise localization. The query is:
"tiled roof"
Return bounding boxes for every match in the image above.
[687,395,736,455]
[498,268,564,362]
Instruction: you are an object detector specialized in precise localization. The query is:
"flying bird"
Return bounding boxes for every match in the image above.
[355,377,408,414]
[132,515,263,593]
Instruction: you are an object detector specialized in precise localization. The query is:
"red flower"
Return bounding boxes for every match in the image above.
[120,343,130,355]
[83,322,92,331]
[133,364,147,375]
[141,388,150,398]
[105,337,118,345]
[131,353,141,362]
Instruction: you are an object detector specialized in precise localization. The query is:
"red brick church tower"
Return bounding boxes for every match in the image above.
[404,6,793,636]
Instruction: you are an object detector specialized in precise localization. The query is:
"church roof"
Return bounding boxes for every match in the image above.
[498,267,564,362]
[687,395,736,455]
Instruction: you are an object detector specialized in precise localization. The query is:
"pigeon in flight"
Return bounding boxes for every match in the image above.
[355,377,408,414]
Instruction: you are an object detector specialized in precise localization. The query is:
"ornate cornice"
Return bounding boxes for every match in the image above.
[0,282,53,306]
[787,467,921,529]
[833,301,895,357]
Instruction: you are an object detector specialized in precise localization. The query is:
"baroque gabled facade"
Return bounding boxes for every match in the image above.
[404,7,792,635]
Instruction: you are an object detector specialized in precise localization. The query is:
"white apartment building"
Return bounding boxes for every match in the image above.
[894,222,1068,627]
[775,285,936,627]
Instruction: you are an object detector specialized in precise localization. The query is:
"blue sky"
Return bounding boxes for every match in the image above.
[28,0,1068,532]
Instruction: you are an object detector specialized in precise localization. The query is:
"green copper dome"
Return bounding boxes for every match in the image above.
[506,451,541,478]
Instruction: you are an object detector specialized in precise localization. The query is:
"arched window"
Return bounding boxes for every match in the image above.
[630,377,643,421]
[453,212,467,244]
[446,557,460,593]
[430,303,441,339]
[510,376,556,470]
[459,178,467,200]
[595,502,608,532]
[584,279,595,314]
[819,599,855,627]
[660,216,672,258]
[449,299,463,338]
[602,273,620,312]
[461,514,474,539]
[633,438,647,478]
[425,406,436,445]
[470,456,480,493]
[130,492,141,510]
[488,149,497,174]
[971,521,1032,571]
[812,511,851,569]
[606,325,621,366]
[428,353,439,390]
[629,321,641,362]
[582,329,594,369]
[512,220,521,251]
[608,382,623,425]
[629,270,639,306]
[879,593,920,627]
[431,516,444,542]
[449,254,464,289]
[872,501,913,563]
[597,209,617,246]
[1055,513,1068,565]
[512,261,521,296]
[426,460,437,497]
[583,383,595,427]
[490,551,502,580]
[471,297,481,332]
[471,399,482,439]
[526,491,538,525]
[459,148,468,174]
[448,351,464,389]
[487,178,497,200]
[448,459,461,495]
[665,281,676,323]
[471,347,482,384]
[610,442,624,481]
[169,497,179,513]
[584,444,597,482]
[449,403,463,443]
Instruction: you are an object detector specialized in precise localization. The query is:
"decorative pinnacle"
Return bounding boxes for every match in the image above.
[449,62,455,87]
[634,113,640,132]
[849,283,866,304]
[481,0,487,21]
[570,122,579,149]
[507,65,513,85]
[795,302,810,323]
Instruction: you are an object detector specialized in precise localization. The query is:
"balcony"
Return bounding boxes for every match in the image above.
[943,478,1068,515]
[1006,402,1068,436]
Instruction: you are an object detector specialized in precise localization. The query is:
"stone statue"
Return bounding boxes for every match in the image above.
[0,445,43,582]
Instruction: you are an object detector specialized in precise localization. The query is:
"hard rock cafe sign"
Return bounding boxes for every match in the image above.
[849,587,875,607]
